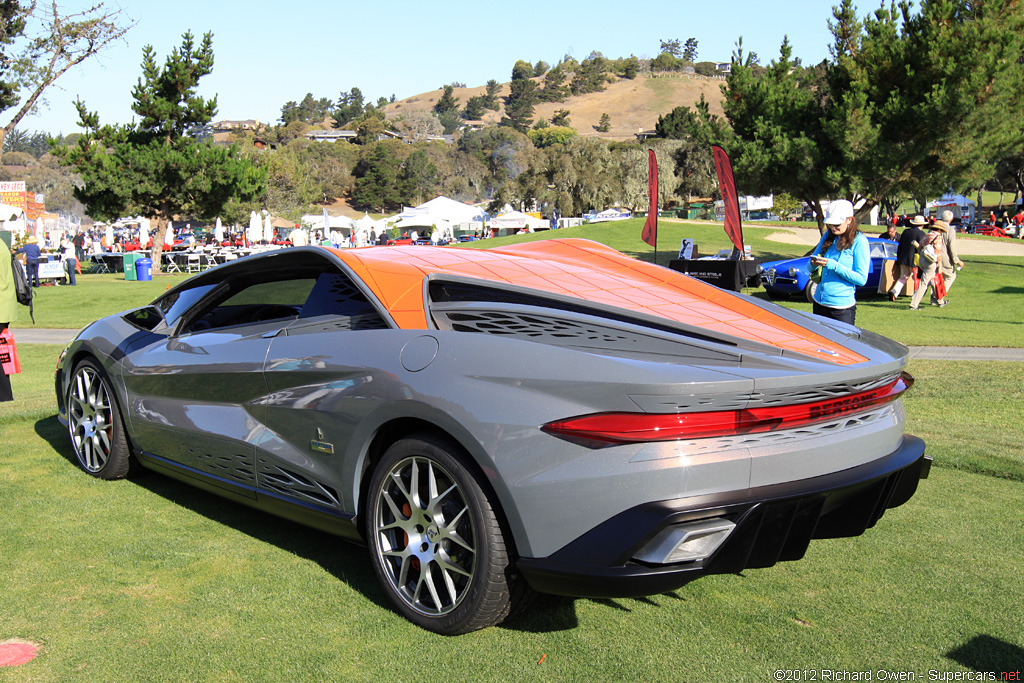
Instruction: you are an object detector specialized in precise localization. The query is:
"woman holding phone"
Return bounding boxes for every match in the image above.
[810,200,870,326]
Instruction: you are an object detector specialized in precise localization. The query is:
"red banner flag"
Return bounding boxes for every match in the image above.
[711,144,744,253]
[641,149,658,248]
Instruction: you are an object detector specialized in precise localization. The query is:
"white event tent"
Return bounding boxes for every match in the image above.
[389,196,487,232]
[0,203,27,235]
[925,193,976,223]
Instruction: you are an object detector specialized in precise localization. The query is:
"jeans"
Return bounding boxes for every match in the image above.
[65,258,77,285]
[813,301,857,326]
[26,261,39,287]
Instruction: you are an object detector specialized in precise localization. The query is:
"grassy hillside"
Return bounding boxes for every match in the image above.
[380,74,726,141]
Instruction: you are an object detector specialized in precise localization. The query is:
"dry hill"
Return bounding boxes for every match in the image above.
[381,74,726,141]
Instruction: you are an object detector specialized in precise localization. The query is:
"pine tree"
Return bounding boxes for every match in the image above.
[52,32,266,272]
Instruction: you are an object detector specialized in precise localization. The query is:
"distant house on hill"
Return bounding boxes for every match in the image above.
[212,119,261,131]
[304,129,403,143]
[635,129,658,142]
[715,62,732,74]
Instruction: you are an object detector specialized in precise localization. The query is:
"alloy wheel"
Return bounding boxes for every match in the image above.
[372,456,477,616]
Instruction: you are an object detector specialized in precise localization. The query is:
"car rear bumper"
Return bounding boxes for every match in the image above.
[518,435,929,598]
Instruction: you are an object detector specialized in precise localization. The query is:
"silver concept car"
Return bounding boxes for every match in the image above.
[56,240,930,634]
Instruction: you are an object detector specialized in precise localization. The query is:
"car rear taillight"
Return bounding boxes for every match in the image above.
[542,373,914,446]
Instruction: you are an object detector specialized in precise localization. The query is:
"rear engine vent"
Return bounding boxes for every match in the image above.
[429,279,729,349]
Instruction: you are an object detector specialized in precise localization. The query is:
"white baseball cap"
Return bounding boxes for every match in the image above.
[823,200,855,225]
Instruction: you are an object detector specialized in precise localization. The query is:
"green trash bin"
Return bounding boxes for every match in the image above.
[123,252,141,281]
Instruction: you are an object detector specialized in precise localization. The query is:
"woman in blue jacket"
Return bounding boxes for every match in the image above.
[810,200,870,326]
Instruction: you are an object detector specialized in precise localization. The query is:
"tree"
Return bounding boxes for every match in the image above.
[280,93,333,125]
[52,32,265,272]
[659,39,682,57]
[483,80,501,110]
[352,141,404,212]
[724,0,1024,227]
[527,126,577,148]
[693,61,718,77]
[500,77,537,133]
[548,137,615,214]
[393,111,443,141]
[772,192,802,220]
[399,149,438,206]
[551,109,571,127]
[596,113,611,133]
[354,112,386,145]
[334,87,365,127]
[433,84,460,117]
[511,59,533,81]
[650,52,685,72]
[462,95,487,120]
[538,66,569,102]
[722,40,835,226]
[683,37,699,62]
[570,53,609,96]
[621,56,640,79]
[0,1,131,150]
[533,61,549,77]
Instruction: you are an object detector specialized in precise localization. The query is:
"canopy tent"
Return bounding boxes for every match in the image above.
[0,203,27,235]
[926,193,976,222]
[388,196,487,228]
[301,213,355,232]
[352,213,387,246]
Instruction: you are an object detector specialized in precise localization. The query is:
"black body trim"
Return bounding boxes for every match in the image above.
[137,451,363,542]
[518,435,930,598]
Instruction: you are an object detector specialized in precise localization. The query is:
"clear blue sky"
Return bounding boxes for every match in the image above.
[21,0,847,135]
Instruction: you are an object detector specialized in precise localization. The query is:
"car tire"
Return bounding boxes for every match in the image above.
[66,359,136,480]
[805,280,818,304]
[365,433,525,635]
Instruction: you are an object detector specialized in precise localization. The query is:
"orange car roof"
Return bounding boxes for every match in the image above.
[325,240,866,365]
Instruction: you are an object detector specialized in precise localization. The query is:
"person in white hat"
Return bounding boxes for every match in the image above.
[808,200,870,326]
[909,220,949,309]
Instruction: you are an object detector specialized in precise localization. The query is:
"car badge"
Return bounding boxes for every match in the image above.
[311,428,334,455]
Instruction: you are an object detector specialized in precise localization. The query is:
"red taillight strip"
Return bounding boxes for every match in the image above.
[542,372,914,445]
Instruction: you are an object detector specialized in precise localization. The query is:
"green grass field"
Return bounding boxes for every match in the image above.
[2,223,1021,681]
[1,347,1021,680]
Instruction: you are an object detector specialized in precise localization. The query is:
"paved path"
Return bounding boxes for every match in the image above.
[11,328,1024,361]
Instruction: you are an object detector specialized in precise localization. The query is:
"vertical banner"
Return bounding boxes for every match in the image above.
[711,145,744,253]
[641,149,658,249]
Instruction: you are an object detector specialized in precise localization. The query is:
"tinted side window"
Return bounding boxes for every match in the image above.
[156,283,219,326]
[296,272,389,330]
[186,279,316,332]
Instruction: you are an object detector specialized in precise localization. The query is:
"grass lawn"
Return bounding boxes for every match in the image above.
[1,337,1022,679]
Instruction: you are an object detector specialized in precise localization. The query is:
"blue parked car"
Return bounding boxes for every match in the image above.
[758,237,897,302]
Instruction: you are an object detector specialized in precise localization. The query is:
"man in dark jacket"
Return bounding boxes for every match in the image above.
[72,229,86,262]
[17,235,42,288]
[888,215,928,300]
